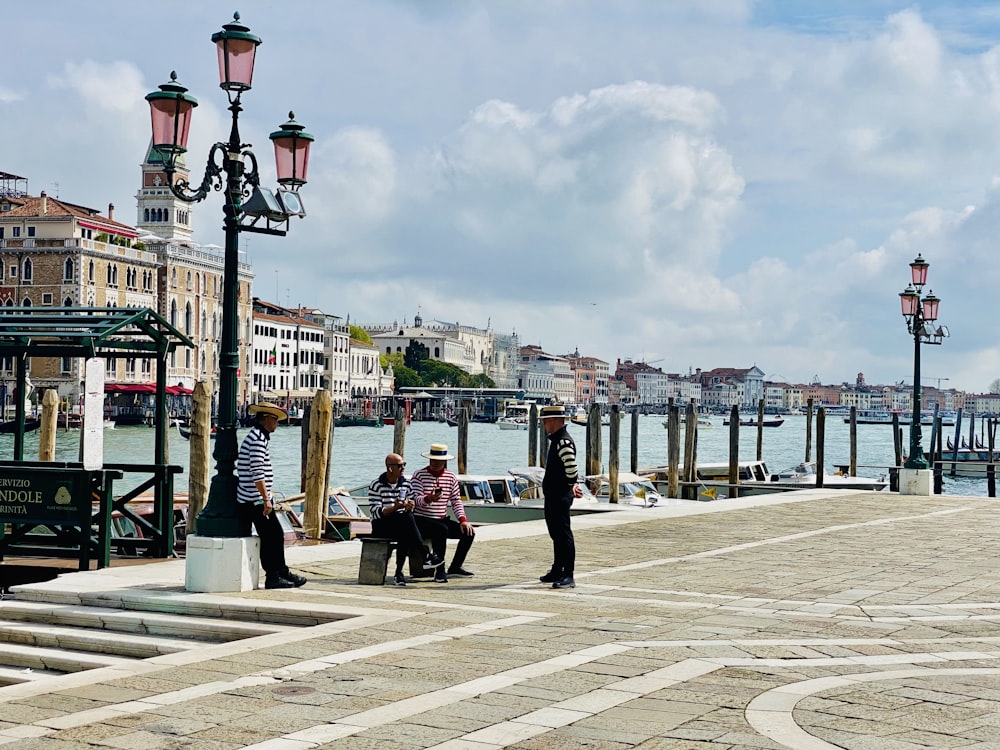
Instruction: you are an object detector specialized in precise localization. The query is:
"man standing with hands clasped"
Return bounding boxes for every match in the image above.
[411,443,475,583]
[236,402,307,590]
[539,403,583,589]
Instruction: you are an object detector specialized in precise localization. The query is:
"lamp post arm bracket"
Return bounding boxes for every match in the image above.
[168,142,228,203]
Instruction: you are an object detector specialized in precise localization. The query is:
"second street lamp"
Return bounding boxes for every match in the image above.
[145,12,314,538]
[899,254,948,473]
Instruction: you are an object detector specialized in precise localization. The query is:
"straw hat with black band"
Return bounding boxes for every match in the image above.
[248,402,288,422]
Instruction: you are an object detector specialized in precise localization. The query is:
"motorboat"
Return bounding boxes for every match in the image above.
[585,472,671,507]
[497,401,533,430]
[691,460,887,493]
[722,415,785,428]
[847,409,958,426]
[497,416,528,430]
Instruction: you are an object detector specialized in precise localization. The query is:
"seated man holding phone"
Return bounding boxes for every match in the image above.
[410,443,475,583]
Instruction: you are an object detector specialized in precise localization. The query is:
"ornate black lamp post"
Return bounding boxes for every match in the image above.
[899,254,947,471]
[146,12,314,537]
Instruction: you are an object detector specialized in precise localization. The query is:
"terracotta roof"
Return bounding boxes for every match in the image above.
[252,310,323,328]
[0,195,137,236]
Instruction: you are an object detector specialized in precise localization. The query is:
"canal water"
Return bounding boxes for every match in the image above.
[0,414,990,499]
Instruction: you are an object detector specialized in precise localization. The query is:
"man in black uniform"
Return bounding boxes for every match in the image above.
[539,404,583,589]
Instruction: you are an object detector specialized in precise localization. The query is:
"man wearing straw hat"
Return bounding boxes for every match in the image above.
[236,402,307,589]
[540,403,583,589]
[411,443,475,583]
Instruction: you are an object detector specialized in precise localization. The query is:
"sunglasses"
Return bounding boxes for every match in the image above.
[389,462,406,468]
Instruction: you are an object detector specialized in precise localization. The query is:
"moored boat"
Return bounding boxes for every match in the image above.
[722,415,785,428]
[0,418,41,434]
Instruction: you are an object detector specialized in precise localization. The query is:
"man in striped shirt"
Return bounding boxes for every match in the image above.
[368,453,444,586]
[236,403,306,590]
[411,443,475,583]
[540,404,584,589]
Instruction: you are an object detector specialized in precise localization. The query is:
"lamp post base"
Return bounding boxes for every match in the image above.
[184,535,261,592]
[898,467,933,496]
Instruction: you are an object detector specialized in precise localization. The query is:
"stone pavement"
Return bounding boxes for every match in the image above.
[3,488,1000,749]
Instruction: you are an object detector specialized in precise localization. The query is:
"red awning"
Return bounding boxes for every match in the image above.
[105,383,155,393]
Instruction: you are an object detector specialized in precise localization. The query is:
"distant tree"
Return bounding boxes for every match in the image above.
[420,360,467,387]
[404,340,429,371]
[464,373,497,388]
[381,351,405,370]
[392,365,421,390]
[990,378,1000,394]
[349,325,372,344]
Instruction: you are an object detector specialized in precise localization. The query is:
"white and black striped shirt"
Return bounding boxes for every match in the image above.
[236,425,273,504]
[368,473,413,521]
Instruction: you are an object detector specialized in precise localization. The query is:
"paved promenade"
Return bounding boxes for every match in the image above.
[3,488,1000,749]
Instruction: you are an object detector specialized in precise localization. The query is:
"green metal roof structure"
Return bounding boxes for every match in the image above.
[0,306,194,359]
[0,307,194,463]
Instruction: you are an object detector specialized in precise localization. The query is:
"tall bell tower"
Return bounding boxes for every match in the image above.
[135,142,194,241]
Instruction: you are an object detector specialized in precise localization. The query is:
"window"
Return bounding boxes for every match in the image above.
[41,293,53,305]
[11,227,19,238]
[63,258,74,282]
[21,258,32,283]
[105,358,116,377]
[88,260,95,283]
[61,357,71,374]
[27,227,35,237]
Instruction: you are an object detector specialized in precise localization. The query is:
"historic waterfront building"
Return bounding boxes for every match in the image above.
[0,173,153,402]
[300,307,352,404]
[250,299,326,408]
[364,310,519,387]
[564,350,609,405]
[519,345,574,404]
[695,366,766,410]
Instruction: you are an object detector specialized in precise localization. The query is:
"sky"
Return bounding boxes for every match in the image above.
[3,1,1000,392]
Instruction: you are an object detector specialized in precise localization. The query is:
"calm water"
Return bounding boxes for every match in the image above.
[0,414,990,498]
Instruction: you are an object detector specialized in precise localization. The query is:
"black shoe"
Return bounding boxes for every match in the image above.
[284,572,307,587]
[447,567,474,578]
[423,553,445,570]
[393,572,407,586]
[552,576,575,589]
[264,576,295,589]
[433,569,448,583]
[539,569,562,583]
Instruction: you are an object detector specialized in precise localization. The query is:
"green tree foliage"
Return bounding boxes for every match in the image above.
[420,360,468,387]
[990,378,1000,394]
[392,365,422,390]
[381,351,405,370]
[465,373,497,388]
[349,325,372,344]
[404,340,430,371]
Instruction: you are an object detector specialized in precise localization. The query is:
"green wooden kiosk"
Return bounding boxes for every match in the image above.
[0,307,193,568]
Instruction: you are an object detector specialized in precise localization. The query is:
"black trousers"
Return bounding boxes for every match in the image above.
[372,512,428,573]
[414,516,473,569]
[237,501,289,579]
[544,490,575,576]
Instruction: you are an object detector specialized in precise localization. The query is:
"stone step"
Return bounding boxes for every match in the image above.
[0,665,63,686]
[0,618,207,658]
[0,642,135,673]
[0,601,298,642]
[12,587,345,627]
